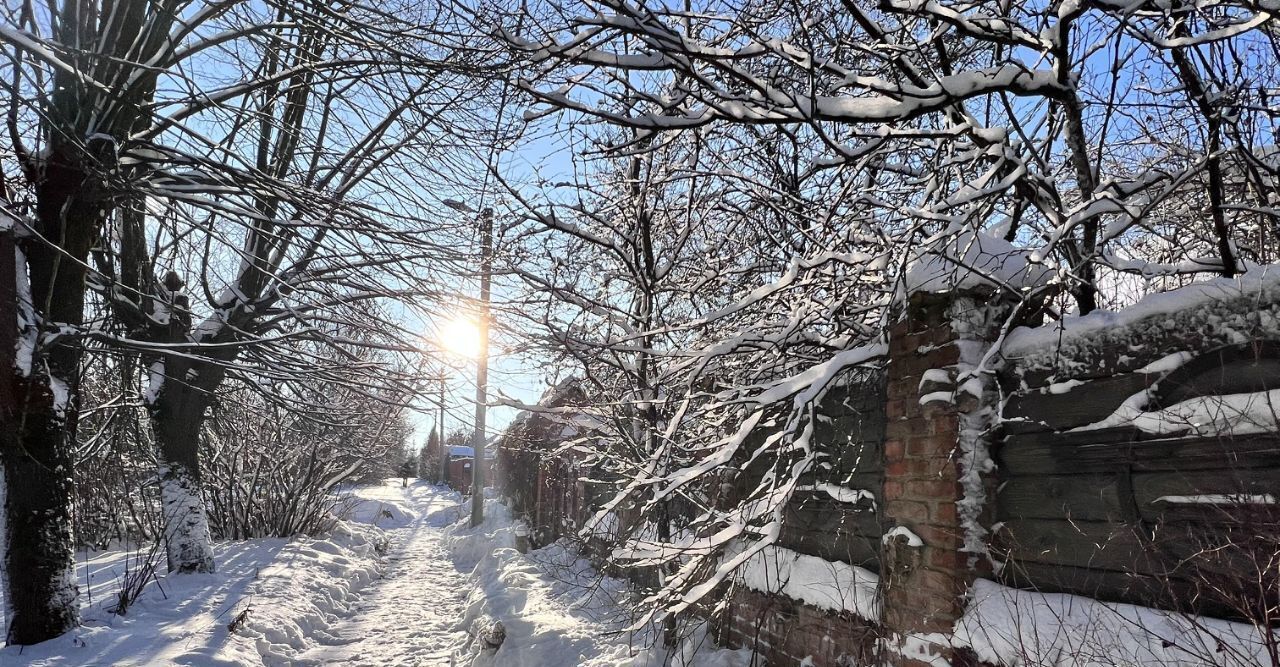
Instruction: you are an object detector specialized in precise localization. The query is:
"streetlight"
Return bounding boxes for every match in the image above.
[443,199,493,527]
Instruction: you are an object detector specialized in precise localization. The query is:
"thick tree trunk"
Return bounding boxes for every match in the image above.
[150,356,219,574]
[0,398,80,644]
[0,145,114,643]
[1,232,80,644]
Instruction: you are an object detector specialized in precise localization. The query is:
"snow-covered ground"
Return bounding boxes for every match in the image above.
[445,498,751,667]
[296,484,471,666]
[1,482,751,667]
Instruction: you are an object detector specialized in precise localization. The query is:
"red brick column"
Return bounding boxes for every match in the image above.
[880,291,1003,666]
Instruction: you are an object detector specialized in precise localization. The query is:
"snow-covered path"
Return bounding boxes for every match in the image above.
[302,483,471,666]
[1,481,751,667]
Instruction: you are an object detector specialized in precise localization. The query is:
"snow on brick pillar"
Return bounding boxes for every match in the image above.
[880,287,1014,666]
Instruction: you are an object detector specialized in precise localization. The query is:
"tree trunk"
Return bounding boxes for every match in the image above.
[150,356,219,574]
[0,232,81,645]
[0,144,107,643]
[0,400,80,644]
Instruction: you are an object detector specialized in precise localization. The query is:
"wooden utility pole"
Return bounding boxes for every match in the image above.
[470,207,493,527]
[437,377,447,485]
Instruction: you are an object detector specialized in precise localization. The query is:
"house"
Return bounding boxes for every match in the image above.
[444,437,498,495]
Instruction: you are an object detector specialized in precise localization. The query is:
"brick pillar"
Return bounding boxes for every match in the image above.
[880,290,1010,666]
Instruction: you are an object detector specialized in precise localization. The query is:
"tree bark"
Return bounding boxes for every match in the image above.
[0,143,110,643]
[150,355,220,574]
[1,230,78,644]
[0,393,80,644]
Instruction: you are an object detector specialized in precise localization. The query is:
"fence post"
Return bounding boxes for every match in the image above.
[880,288,1014,666]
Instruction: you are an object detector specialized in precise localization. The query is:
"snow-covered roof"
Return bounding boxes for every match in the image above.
[448,443,497,458]
[903,229,1054,296]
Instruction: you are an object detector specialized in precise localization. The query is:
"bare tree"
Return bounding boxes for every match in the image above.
[1,0,500,642]
[494,0,1280,634]
[507,0,1280,310]
[203,370,413,540]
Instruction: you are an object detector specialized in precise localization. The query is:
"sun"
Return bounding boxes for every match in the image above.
[439,317,482,359]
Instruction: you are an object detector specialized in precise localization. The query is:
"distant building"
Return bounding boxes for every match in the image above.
[444,437,498,495]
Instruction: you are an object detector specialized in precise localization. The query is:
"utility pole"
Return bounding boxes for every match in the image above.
[471,207,493,527]
[437,377,447,486]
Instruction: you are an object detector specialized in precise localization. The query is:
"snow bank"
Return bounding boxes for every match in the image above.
[954,579,1275,667]
[340,484,421,529]
[445,500,752,667]
[0,484,397,666]
[227,524,384,663]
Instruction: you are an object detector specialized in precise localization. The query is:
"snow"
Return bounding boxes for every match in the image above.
[0,484,395,665]
[809,482,876,506]
[730,543,880,621]
[294,484,471,665]
[883,525,923,548]
[1074,388,1280,436]
[1004,266,1280,359]
[948,296,1002,562]
[1045,379,1085,395]
[919,389,954,405]
[446,498,752,667]
[746,342,887,409]
[1154,494,1276,505]
[1134,351,1195,375]
[13,243,36,377]
[157,464,215,573]
[954,579,1276,667]
[583,511,620,542]
[881,632,950,667]
[903,229,1054,296]
[48,375,70,418]
[144,360,165,405]
[1,483,749,666]
[918,368,952,389]
[0,27,106,89]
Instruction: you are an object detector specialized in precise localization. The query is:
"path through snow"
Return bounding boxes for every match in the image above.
[302,483,471,666]
[1,482,751,667]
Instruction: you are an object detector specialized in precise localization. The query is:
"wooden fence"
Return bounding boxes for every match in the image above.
[496,276,1280,666]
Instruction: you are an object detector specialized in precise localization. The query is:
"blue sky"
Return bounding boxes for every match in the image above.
[404,117,580,447]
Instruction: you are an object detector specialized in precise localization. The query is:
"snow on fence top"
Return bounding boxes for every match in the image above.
[954,579,1276,667]
[730,543,880,621]
[1002,266,1280,374]
[902,230,1054,296]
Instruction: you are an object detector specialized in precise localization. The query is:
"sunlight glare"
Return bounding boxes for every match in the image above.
[440,317,482,359]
